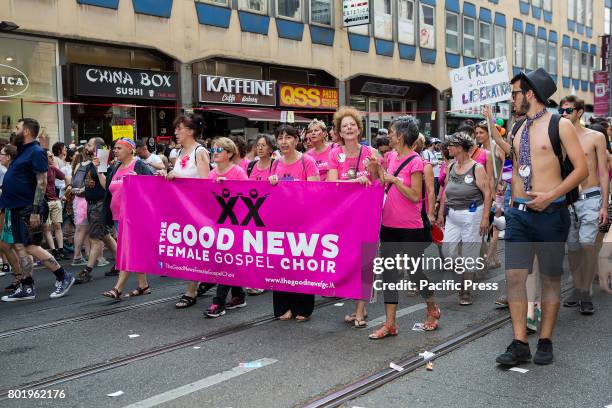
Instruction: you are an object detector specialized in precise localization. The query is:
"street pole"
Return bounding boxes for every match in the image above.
[609,13,612,117]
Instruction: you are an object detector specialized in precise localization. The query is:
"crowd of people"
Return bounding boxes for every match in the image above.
[0,67,611,366]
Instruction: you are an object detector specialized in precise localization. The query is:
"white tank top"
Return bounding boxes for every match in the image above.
[172,145,206,179]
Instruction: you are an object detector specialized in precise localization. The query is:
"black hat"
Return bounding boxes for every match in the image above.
[511,68,557,103]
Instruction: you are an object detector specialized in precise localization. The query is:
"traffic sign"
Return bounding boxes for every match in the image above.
[342,0,370,27]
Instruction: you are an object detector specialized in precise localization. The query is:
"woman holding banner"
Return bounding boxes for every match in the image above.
[205,137,250,318]
[158,114,212,309]
[269,124,320,321]
[327,107,380,328]
[368,116,442,339]
[102,138,154,300]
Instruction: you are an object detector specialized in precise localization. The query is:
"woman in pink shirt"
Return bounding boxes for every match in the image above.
[368,116,441,339]
[247,134,276,181]
[327,107,380,328]
[305,119,333,181]
[205,138,249,318]
[102,138,153,300]
[269,125,319,321]
[328,107,379,186]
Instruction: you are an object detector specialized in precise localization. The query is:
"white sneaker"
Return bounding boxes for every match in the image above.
[97,257,110,267]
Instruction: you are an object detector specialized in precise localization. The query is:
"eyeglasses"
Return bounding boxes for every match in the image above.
[210,147,224,154]
[511,90,525,99]
[558,107,575,115]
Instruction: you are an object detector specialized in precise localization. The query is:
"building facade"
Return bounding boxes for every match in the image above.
[0,0,608,145]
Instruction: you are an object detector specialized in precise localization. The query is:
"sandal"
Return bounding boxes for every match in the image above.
[102,288,122,300]
[354,319,367,329]
[368,323,398,340]
[344,312,368,323]
[128,286,151,297]
[423,305,441,331]
[175,295,197,309]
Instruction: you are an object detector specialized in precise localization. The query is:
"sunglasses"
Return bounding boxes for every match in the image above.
[210,147,224,154]
[558,107,575,115]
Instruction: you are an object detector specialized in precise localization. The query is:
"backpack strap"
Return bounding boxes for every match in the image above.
[385,154,417,194]
[247,160,257,177]
[547,113,563,168]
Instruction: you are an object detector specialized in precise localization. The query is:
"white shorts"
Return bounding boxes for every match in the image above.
[443,205,484,260]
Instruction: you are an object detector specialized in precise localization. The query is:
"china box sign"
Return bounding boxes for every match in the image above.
[74,65,178,100]
[0,64,29,98]
[279,84,339,110]
[199,75,276,106]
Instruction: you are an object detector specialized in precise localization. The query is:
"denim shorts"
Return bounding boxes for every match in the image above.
[505,203,570,277]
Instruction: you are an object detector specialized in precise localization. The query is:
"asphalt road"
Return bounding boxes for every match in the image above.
[0,250,609,408]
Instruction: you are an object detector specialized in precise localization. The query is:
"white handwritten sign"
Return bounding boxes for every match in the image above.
[449,56,512,110]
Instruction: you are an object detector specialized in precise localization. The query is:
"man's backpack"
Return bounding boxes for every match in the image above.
[511,113,579,205]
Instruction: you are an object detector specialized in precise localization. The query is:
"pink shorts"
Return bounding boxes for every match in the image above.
[73,196,88,226]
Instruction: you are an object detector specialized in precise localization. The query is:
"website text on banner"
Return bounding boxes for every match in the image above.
[450,56,512,110]
[116,176,384,300]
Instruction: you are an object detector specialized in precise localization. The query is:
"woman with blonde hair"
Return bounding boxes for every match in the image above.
[205,137,250,317]
[327,107,380,328]
[305,119,333,181]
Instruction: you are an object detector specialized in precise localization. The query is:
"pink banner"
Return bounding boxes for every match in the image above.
[117,176,383,299]
[593,71,609,117]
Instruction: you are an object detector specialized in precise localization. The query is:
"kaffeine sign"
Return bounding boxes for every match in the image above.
[74,65,178,100]
[199,75,276,106]
[0,64,29,98]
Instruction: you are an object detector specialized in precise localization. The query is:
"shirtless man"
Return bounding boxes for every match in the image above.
[559,95,609,314]
[488,68,587,366]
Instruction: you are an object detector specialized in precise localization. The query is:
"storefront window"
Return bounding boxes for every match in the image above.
[548,42,557,75]
[562,47,571,77]
[572,48,580,78]
[581,51,588,81]
[494,26,506,58]
[537,38,547,69]
[310,0,331,25]
[419,3,435,49]
[398,0,415,45]
[445,12,459,54]
[239,0,267,14]
[525,35,536,70]
[513,31,524,68]
[276,0,302,21]
[0,36,60,145]
[479,22,492,61]
[374,0,392,40]
[463,17,476,58]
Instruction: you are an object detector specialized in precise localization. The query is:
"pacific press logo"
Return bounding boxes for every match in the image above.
[213,188,269,227]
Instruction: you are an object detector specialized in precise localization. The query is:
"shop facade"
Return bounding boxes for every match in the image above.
[61,42,179,147]
[0,33,62,146]
[347,76,440,143]
[193,58,338,140]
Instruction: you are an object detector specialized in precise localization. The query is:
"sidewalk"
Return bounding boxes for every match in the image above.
[350,289,612,408]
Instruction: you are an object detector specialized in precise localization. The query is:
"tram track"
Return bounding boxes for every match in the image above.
[302,286,574,408]
[0,297,342,399]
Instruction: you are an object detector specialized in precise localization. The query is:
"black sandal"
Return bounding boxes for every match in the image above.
[128,286,151,297]
[175,295,197,309]
[102,288,122,300]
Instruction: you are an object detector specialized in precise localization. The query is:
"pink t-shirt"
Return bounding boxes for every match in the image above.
[306,145,333,181]
[209,164,248,181]
[329,146,378,180]
[239,158,251,171]
[272,153,319,181]
[109,160,137,221]
[472,148,489,167]
[382,151,424,229]
[248,160,274,181]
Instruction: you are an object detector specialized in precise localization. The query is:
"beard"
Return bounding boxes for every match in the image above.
[514,98,531,116]
[13,131,25,150]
